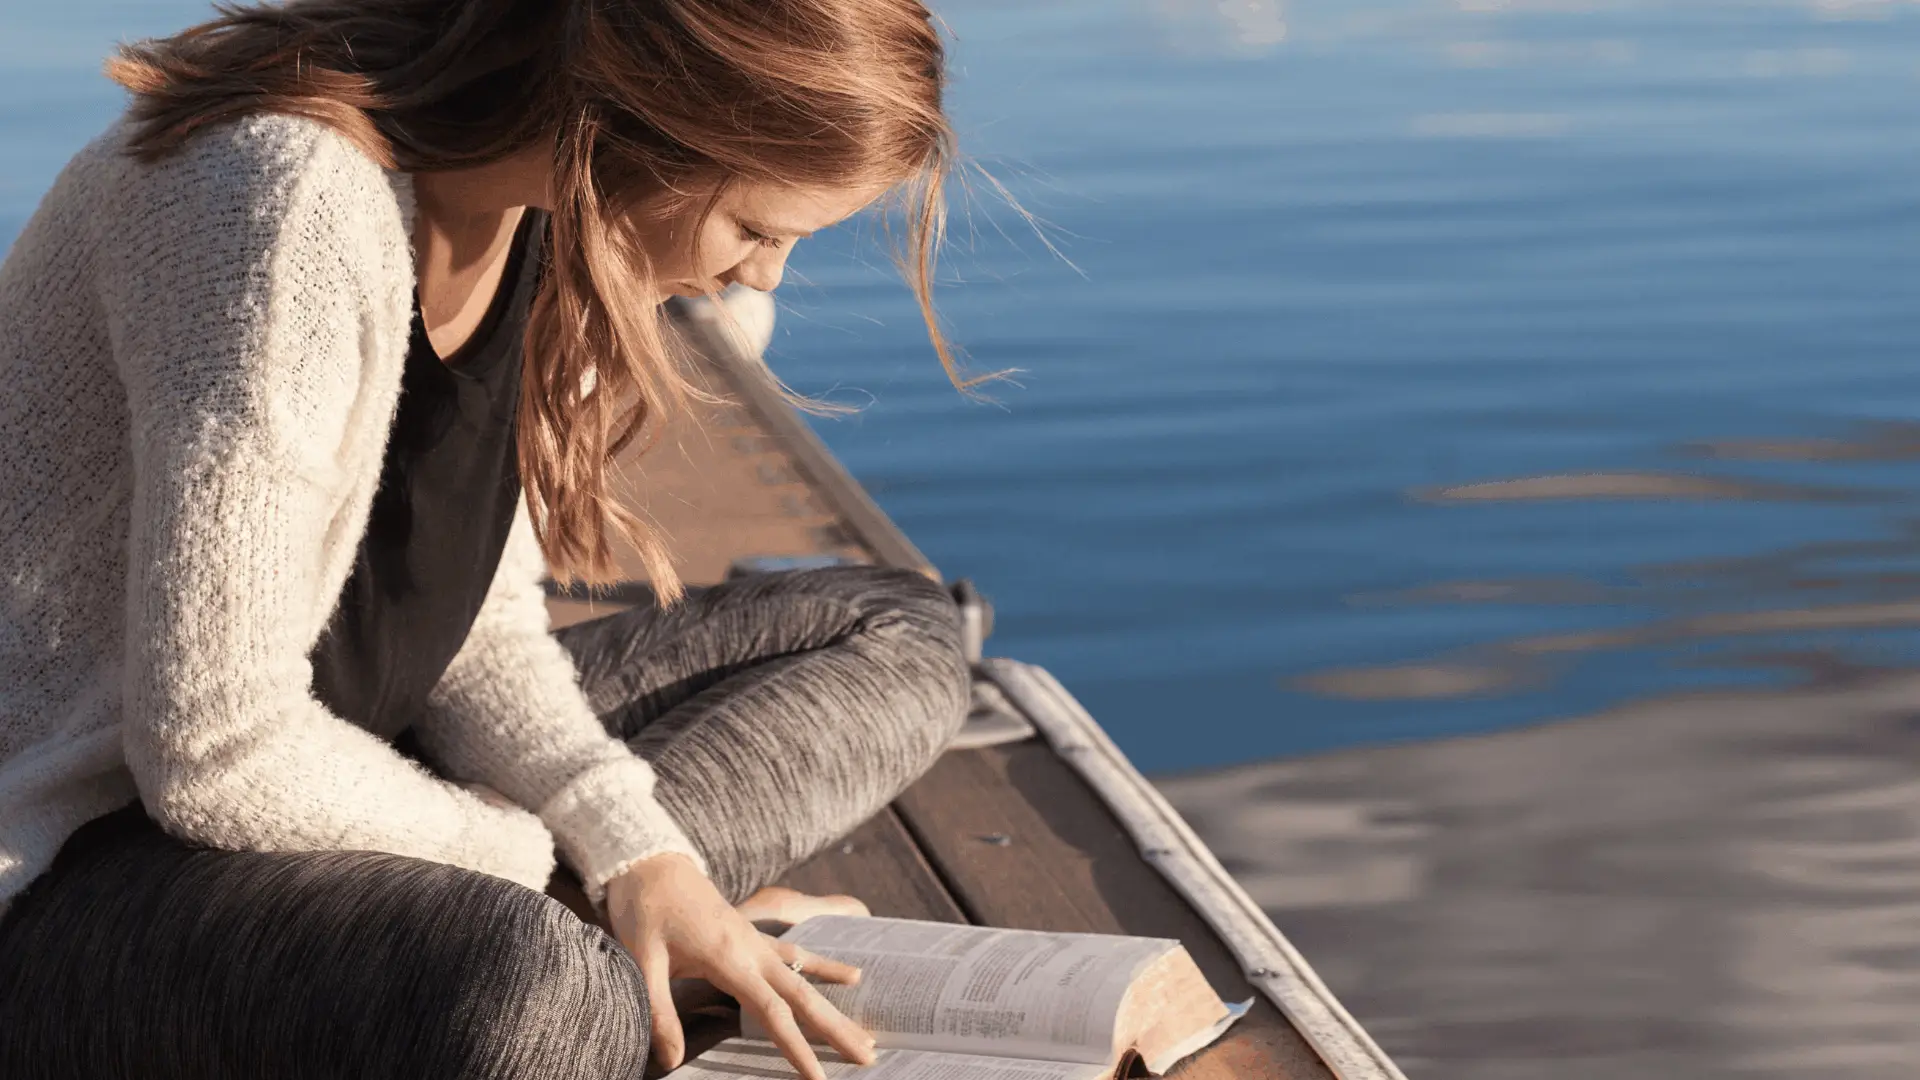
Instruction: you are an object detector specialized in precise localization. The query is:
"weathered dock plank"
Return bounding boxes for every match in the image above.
[545,391,871,631]
[775,808,967,924]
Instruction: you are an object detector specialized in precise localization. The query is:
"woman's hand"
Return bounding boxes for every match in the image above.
[605,852,877,1079]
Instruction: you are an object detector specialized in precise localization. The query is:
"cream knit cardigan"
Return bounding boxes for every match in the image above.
[0,112,706,918]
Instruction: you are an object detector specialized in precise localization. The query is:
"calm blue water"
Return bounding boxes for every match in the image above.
[768,0,1920,773]
[7,2,1920,1076]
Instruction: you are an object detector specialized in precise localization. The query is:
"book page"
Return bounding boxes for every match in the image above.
[773,916,1175,1063]
[672,1037,1110,1080]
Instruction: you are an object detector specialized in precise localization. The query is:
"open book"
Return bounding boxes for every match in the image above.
[671,916,1251,1079]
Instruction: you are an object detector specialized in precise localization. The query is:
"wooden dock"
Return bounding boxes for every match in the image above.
[544,312,1340,1080]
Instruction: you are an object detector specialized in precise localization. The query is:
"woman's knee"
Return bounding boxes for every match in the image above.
[349,860,651,1078]
[213,855,655,1079]
[794,566,967,668]
[837,574,977,782]
[1,836,652,1080]
[815,566,970,721]
[840,565,964,631]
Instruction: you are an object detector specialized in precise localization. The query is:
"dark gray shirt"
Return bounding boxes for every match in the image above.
[309,208,548,739]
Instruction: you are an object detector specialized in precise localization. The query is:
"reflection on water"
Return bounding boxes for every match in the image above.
[1298,423,1920,705]
[1165,421,1920,1077]
[1418,470,1871,505]
[1162,668,1920,1078]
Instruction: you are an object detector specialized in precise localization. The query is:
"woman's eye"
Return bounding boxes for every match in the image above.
[739,225,783,250]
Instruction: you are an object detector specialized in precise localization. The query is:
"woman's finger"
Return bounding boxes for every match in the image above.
[769,939,862,986]
[739,978,828,1080]
[768,960,877,1066]
[642,941,687,1072]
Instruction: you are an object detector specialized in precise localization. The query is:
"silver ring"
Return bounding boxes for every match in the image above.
[788,957,807,977]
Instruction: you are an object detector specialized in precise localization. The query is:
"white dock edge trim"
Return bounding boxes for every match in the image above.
[979,658,1408,1080]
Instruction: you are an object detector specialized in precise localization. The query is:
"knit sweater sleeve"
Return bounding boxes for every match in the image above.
[412,499,708,903]
[105,118,556,891]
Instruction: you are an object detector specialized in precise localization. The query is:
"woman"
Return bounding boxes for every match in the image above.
[0,1,971,1077]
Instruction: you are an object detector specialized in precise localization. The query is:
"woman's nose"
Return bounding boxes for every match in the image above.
[726,251,787,294]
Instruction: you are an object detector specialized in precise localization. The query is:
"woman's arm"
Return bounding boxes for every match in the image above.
[109,116,555,890]
[415,527,880,1074]
[411,498,708,903]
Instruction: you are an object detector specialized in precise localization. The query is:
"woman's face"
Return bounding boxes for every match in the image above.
[639,179,889,299]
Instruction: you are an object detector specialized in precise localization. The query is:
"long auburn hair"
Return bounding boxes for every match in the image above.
[106,0,957,602]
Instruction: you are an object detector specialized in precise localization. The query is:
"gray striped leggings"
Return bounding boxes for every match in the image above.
[0,566,969,1079]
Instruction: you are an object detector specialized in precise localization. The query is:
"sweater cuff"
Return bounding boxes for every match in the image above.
[538,756,708,904]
